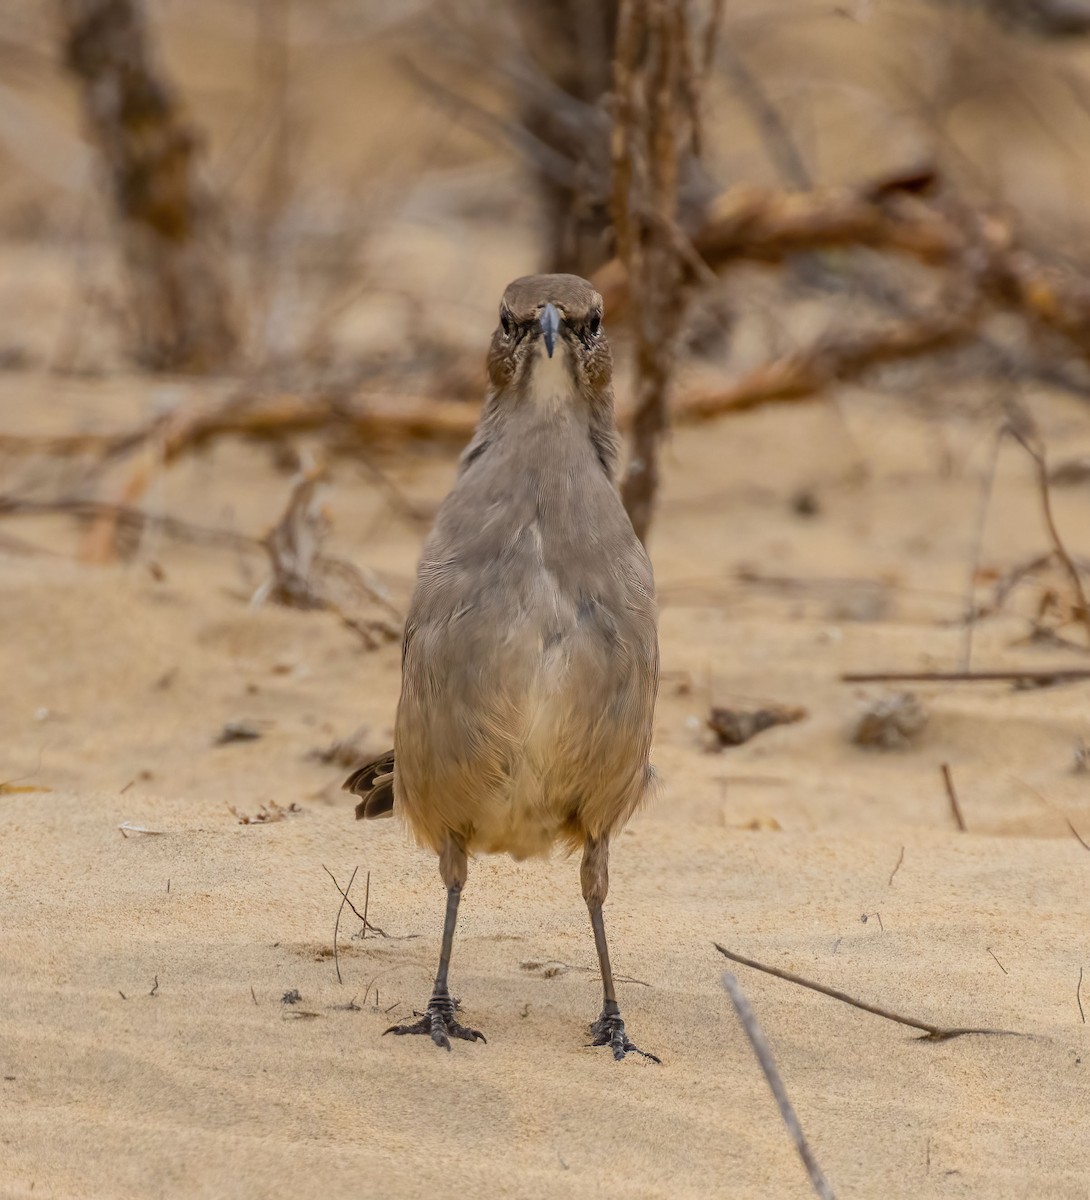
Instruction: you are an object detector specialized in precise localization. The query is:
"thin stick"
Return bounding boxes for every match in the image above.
[941,763,967,832]
[322,863,390,938]
[1009,428,1090,648]
[1079,967,1086,1024]
[325,864,359,985]
[720,972,836,1200]
[361,870,371,941]
[887,846,905,887]
[1065,818,1090,852]
[841,669,1090,685]
[961,428,1004,670]
[987,948,1009,975]
[713,945,1030,1041]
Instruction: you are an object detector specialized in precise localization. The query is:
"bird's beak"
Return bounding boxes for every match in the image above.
[539,302,560,358]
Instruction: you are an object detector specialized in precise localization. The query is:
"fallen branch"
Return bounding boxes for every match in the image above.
[5,181,1090,479]
[0,309,981,475]
[714,944,1033,1041]
[252,459,333,611]
[593,183,966,323]
[677,292,982,422]
[249,462,401,649]
[0,495,259,552]
[596,179,1090,374]
[4,190,1090,511]
[841,668,1090,685]
[721,971,836,1200]
[0,390,479,461]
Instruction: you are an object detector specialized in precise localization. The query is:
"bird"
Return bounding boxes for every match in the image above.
[344,273,659,1062]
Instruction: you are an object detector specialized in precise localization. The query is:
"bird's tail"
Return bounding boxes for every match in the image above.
[343,749,395,820]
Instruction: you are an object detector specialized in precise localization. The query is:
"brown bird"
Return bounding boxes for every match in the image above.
[345,273,659,1061]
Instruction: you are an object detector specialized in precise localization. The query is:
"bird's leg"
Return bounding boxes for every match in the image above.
[581,834,660,1063]
[385,837,485,1050]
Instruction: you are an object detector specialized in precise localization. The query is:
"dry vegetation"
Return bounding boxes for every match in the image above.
[2,2,1090,1198]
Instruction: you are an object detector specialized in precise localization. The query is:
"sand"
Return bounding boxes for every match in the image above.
[3,377,1090,1200]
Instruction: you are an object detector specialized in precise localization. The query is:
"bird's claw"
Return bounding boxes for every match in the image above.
[589,1005,661,1063]
[384,994,486,1051]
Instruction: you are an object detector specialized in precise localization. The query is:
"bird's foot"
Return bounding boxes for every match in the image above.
[385,993,486,1051]
[589,1002,661,1063]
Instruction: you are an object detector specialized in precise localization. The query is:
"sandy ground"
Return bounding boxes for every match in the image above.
[3,373,1090,1200]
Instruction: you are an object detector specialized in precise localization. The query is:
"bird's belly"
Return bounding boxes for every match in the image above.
[469,784,568,860]
[397,549,654,859]
[465,660,588,859]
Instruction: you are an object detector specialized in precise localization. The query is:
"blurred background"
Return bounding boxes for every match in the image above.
[3,0,1090,827]
[3,3,1090,385]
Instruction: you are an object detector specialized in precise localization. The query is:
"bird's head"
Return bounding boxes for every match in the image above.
[486,273,612,403]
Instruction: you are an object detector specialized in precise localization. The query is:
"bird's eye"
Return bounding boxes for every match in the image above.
[500,310,513,338]
[588,311,602,337]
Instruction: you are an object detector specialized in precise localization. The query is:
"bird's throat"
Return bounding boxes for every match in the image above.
[524,341,575,414]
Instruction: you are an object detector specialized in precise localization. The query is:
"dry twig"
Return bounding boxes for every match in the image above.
[941,763,968,832]
[714,944,1031,1041]
[0,494,260,551]
[721,971,836,1200]
[1008,427,1090,649]
[842,668,1090,686]
[251,461,401,647]
[1066,818,1090,852]
[961,428,1004,671]
[987,948,1009,976]
[888,846,905,886]
[323,863,359,986]
[252,458,331,611]
[323,865,392,940]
